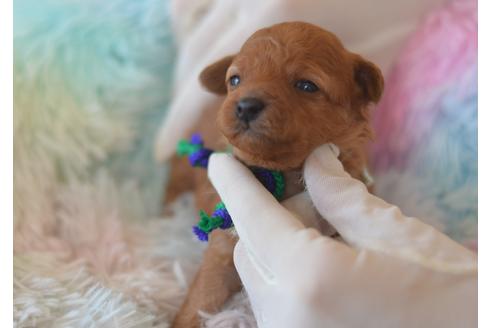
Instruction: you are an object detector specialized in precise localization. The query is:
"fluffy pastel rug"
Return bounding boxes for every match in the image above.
[14,0,253,326]
[370,0,477,250]
[13,0,476,327]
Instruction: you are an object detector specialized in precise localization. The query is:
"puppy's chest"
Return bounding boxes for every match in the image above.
[281,170,305,200]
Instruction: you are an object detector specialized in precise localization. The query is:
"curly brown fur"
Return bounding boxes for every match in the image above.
[166,22,383,327]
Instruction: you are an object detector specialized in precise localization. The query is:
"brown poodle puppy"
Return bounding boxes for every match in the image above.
[168,21,383,328]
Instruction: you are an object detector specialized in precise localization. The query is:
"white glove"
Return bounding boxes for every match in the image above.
[207,144,477,328]
[155,0,447,162]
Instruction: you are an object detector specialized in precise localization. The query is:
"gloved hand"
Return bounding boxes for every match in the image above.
[207,144,477,328]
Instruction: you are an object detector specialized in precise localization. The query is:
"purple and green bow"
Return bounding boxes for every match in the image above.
[177,134,285,241]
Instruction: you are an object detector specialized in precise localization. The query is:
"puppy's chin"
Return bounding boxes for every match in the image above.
[229,136,307,171]
[233,147,303,171]
[219,119,307,171]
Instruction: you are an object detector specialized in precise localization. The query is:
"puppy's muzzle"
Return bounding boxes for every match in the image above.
[236,97,265,123]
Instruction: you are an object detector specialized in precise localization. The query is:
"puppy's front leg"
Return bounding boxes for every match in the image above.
[172,229,241,328]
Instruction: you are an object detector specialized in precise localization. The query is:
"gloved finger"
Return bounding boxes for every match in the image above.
[234,241,275,325]
[208,153,311,272]
[233,241,269,299]
[304,144,477,271]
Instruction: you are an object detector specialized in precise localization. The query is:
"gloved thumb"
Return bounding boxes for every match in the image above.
[303,144,476,272]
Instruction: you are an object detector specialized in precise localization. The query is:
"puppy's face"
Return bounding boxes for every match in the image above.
[200,22,383,170]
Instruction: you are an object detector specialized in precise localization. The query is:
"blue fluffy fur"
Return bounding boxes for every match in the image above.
[15,0,176,217]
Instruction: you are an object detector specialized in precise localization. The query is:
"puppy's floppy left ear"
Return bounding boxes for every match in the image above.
[352,55,384,105]
[199,55,235,95]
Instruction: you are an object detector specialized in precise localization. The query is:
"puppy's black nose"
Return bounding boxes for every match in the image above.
[236,97,265,123]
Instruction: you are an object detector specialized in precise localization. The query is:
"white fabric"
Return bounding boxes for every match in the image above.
[155,0,447,162]
[207,144,477,328]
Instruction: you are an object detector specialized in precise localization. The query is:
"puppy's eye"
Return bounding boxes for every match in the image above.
[295,80,319,93]
[229,75,241,87]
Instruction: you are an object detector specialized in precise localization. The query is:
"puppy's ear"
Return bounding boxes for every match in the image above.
[199,55,235,94]
[352,55,384,105]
